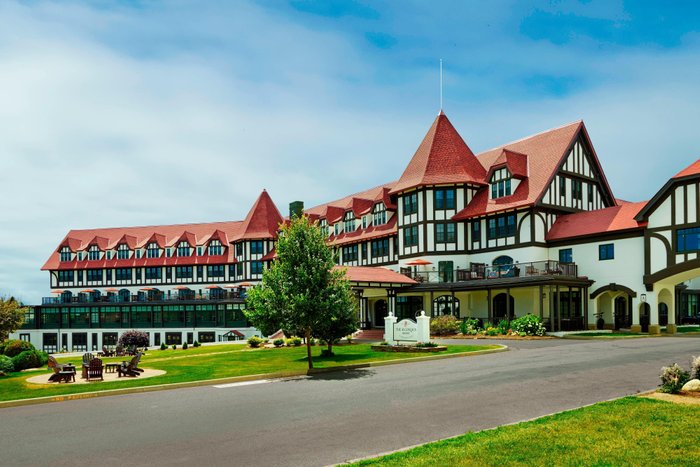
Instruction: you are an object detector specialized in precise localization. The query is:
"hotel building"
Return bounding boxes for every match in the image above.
[12,111,700,351]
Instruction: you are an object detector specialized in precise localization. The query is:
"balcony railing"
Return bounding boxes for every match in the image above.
[402,260,579,284]
[41,290,245,305]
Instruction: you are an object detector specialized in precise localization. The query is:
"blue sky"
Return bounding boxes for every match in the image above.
[2,0,700,303]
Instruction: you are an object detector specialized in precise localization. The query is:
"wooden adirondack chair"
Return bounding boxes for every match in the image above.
[81,353,94,379]
[47,356,75,383]
[102,345,114,357]
[117,353,143,378]
[85,358,104,382]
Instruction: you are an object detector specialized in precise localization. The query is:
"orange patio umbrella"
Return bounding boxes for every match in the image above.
[406,259,432,266]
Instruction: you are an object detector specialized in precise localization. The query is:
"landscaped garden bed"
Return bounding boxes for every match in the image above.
[371,344,447,353]
[430,313,550,340]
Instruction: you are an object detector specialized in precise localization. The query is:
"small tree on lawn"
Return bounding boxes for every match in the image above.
[245,215,358,369]
[313,278,358,357]
[0,297,26,342]
[118,330,149,348]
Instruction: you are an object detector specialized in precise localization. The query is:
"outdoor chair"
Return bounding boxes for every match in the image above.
[117,353,144,378]
[85,358,104,382]
[47,355,76,383]
[102,345,114,357]
[81,353,94,379]
[115,345,125,357]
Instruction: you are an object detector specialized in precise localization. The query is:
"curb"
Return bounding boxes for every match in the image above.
[0,345,507,410]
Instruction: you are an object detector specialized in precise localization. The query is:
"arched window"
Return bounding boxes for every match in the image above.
[492,255,513,266]
[88,245,100,261]
[208,240,223,256]
[146,242,160,258]
[177,241,191,257]
[492,293,515,322]
[117,243,130,260]
[432,295,459,317]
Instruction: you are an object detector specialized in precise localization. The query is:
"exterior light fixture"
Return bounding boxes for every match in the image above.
[640,294,647,303]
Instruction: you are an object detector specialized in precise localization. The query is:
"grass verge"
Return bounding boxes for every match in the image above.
[350,397,700,466]
[0,343,498,403]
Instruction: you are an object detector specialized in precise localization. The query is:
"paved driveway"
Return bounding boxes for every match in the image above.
[1,336,698,466]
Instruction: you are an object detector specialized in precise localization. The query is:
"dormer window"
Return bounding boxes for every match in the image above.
[177,241,191,257]
[373,203,387,226]
[319,219,328,236]
[146,242,160,258]
[334,223,342,236]
[117,243,130,260]
[361,215,368,229]
[490,168,512,199]
[208,240,223,256]
[59,246,72,262]
[87,245,100,261]
[343,212,355,232]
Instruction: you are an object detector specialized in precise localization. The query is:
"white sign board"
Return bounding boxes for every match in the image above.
[394,318,418,342]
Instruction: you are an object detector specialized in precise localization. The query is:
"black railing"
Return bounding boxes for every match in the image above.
[402,260,578,284]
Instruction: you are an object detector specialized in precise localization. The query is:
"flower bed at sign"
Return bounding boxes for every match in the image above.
[430,314,550,339]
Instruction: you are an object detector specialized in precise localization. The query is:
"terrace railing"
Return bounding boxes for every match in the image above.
[402,260,578,284]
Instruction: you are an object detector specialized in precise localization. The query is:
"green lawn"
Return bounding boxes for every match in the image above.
[352,397,700,466]
[675,326,700,334]
[0,343,498,403]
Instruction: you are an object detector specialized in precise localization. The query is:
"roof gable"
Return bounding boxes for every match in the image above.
[232,190,283,241]
[390,112,486,194]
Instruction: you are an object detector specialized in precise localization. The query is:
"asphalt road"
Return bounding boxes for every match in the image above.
[1,336,698,467]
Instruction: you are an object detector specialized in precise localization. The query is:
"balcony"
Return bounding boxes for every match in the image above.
[401,260,579,284]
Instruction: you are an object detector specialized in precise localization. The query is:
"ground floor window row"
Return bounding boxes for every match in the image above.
[22,303,248,330]
[35,330,245,353]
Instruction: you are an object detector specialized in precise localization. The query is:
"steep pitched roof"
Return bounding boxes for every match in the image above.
[673,159,700,179]
[453,121,585,220]
[546,201,647,241]
[232,190,283,241]
[390,112,487,194]
[487,149,529,179]
[305,182,397,219]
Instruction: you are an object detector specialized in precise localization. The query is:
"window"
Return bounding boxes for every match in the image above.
[58,270,74,283]
[88,245,100,261]
[587,184,593,203]
[334,223,342,236]
[59,247,72,262]
[166,248,172,257]
[572,179,582,201]
[106,251,112,260]
[435,223,456,243]
[599,243,614,260]
[490,168,512,199]
[250,241,264,255]
[235,243,243,256]
[373,203,387,226]
[165,333,182,345]
[117,243,130,260]
[116,268,132,281]
[251,261,263,275]
[145,267,161,280]
[559,248,573,263]
[435,189,456,209]
[361,242,367,261]
[471,221,480,244]
[403,225,419,247]
[177,241,191,257]
[342,245,358,262]
[559,177,567,197]
[146,242,160,258]
[208,265,225,277]
[371,238,390,258]
[176,266,193,279]
[361,216,368,229]
[86,269,102,282]
[677,227,700,253]
[486,214,516,239]
[208,240,223,256]
[136,250,142,259]
[403,193,418,215]
[343,212,356,232]
[319,220,329,236]
[197,246,203,256]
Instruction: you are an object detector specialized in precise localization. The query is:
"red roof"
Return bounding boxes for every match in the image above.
[390,111,486,194]
[673,159,700,178]
[327,215,397,247]
[306,182,396,219]
[339,266,416,285]
[488,149,529,179]
[546,201,647,241]
[231,190,283,241]
[454,121,589,220]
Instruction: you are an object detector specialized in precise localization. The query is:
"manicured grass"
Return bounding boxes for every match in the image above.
[0,343,498,403]
[352,397,700,466]
[675,326,700,334]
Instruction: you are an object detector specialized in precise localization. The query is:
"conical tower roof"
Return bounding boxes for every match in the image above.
[390,112,487,194]
[233,190,283,241]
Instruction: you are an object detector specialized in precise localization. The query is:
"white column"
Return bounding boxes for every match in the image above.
[384,312,397,345]
[588,297,598,330]
[416,311,430,343]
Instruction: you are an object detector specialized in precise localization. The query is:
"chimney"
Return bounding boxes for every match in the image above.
[289,201,304,219]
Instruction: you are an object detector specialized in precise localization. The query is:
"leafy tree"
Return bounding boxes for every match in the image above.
[0,297,26,342]
[246,215,358,368]
[118,330,149,348]
[313,279,358,356]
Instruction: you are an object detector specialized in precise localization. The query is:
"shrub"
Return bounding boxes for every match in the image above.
[37,350,49,366]
[510,314,547,336]
[379,341,389,346]
[484,327,499,336]
[345,335,353,344]
[430,315,460,336]
[415,342,438,348]
[460,318,481,336]
[285,336,302,347]
[309,338,317,346]
[182,342,188,350]
[248,336,264,348]
[12,350,44,371]
[659,363,690,393]
[2,339,35,357]
[193,341,201,348]
[118,330,149,348]
[171,345,177,350]
[160,343,167,351]
[0,355,14,373]
[273,338,284,347]
[497,319,510,335]
[691,355,700,380]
